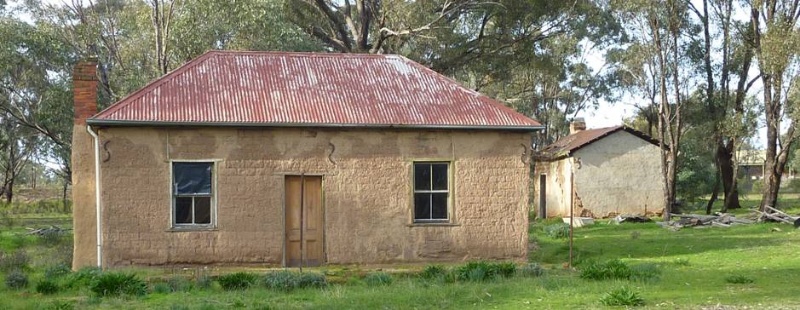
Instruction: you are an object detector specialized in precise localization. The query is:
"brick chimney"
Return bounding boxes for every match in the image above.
[569,118,586,134]
[73,59,98,124]
[71,59,100,269]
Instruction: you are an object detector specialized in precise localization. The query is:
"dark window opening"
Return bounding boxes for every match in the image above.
[172,162,214,227]
[413,162,449,222]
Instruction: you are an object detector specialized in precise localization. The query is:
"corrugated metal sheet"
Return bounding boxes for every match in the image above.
[90,51,542,130]
[539,126,661,159]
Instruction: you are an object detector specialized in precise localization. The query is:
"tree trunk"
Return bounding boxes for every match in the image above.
[4,178,12,203]
[717,140,740,210]
[706,171,720,214]
[62,178,69,213]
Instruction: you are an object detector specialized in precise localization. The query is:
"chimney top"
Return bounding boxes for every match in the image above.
[73,59,99,125]
[569,118,586,134]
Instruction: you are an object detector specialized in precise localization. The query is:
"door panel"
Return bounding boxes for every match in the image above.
[285,175,324,267]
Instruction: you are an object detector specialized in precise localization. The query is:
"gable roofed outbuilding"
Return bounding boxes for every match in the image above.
[538,125,661,160]
[88,51,542,131]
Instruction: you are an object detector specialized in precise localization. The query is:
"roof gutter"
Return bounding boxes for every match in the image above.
[85,119,545,132]
[86,125,103,268]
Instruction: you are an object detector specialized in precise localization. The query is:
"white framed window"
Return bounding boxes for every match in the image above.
[413,162,450,222]
[172,161,215,228]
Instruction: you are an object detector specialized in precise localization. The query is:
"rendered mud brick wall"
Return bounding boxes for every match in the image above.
[572,131,664,217]
[532,159,573,218]
[80,127,530,266]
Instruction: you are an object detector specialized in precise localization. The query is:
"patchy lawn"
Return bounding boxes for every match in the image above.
[1,209,800,309]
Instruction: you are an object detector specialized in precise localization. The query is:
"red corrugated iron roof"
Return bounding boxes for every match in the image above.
[88,51,542,130]
[538,125,661,160]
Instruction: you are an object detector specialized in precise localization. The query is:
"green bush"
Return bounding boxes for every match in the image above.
[544,223,570,239]
[364,272,393,286]
[518,263,545,277]
[65,266,102,288]
[600,286,645,307]
[629,263,662,283]
[216,272,258,290]
[0,250,30,272]
[152,282,172,294]
[298,272,327,288]
[35,279,60,295]
[89,272,147,296]
[580,260,632,281]
[725,274,754,284]
[454,261,517,282]
[44,263,72,279]
[5,270,29,289]
[420,265,447,279]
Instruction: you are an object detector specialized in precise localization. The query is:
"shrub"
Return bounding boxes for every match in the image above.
[454,261,516,282]
[600,286,645,307]
[263,271,326,290]
[217,272,258,290]
[89,272,147,296]
[544,223,570,239]
[580,260,632,281]
[45,263,72,279]
[725,274,754,284]
[5,270,29,289]
[38,229,66,246]
[36,279,60,295]
[518,263,545,277]
[0,250,30,272]
[420,265,447,279]
[297,272,327,288]
[364,272,393,286]
[152,282,172,294]
[65,267,102,289]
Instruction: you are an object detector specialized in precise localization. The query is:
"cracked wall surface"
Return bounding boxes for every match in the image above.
[73,127,531,267]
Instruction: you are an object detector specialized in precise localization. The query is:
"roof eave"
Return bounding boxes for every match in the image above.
[86,119,545,132]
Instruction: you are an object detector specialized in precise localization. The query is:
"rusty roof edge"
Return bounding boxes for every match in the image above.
[91,51,221,119]
[85,119,545,131]
[395,55,542,127]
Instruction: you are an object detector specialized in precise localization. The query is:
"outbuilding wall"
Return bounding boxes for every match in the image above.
[76,127,530,267]
[572,131,664,217]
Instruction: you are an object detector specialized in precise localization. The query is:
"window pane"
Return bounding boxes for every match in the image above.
[414,164,431,191]
[431,193,448,219]
[414,193,431,220]
[173,162,212,195]
[175,197,193,224]
[195,197,211,224]
[432,164,448,190]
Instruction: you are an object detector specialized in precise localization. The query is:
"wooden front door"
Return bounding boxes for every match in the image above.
[285,175,324,267]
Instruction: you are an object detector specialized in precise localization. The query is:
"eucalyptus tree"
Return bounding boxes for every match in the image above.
[610,0,697,220]
[748,0,800,210]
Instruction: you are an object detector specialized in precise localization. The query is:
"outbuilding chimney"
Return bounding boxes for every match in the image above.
[73,59,98,124]
[569,118,586,134]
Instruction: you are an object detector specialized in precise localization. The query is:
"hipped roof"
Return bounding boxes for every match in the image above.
[88,51,542,131]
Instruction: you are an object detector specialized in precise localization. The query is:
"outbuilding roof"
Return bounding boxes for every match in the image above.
[538,125,661,160]
[88,51,542,131]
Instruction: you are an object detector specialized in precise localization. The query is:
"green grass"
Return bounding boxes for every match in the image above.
[2,206,800,309]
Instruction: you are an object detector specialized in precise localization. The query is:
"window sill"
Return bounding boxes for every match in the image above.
[166,226,218,232]
[407,222,460,227]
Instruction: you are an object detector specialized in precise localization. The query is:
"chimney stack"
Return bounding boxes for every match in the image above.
[569,118,586,134]
[73,59,98,125]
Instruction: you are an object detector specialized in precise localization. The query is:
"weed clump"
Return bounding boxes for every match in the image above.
[518,262,545,277]
[454,261,517,282]
[600,286,645,307]
[65,266,101,289]
[44,263,72,279]
[0,249,30,272]
[580,260,661,282]
[263,271,326,291]
[5,270,29,289]
[725,274,754,284]
[89,272,147,296]
[217,272,258,290]
[420,264,447,279]
[35,279,60,295]
[364,272,393,286]
[544,223,570,239]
